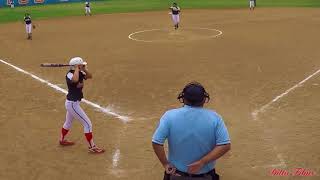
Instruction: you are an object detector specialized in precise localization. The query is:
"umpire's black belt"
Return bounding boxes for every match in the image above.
[175,169,216,177]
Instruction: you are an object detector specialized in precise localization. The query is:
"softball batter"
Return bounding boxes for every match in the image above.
[24,13,33,40]
[59,57,104,154]
[169,2,181,30]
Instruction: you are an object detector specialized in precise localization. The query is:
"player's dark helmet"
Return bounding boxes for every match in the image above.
[178,82,210,107]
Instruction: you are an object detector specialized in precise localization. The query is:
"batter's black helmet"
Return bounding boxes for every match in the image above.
[177,82,210,107]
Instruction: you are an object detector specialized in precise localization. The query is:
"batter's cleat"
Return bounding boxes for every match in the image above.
[59,140,75,146]
[88,146,105,154]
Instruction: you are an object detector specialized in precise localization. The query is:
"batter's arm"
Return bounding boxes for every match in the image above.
[71,66,80,83]
[83,66,92,79]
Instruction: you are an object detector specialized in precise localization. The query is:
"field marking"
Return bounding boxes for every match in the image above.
[251,69,320,169]
[128,29,161,42]
[252,68,320,120]
[0,59,130,123]
[112,149,121,168]
[252,148,287,169]
[128,27,223,43]
[109,124,130,177]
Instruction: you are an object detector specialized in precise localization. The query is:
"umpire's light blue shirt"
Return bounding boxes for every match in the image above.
[152,105,231,174]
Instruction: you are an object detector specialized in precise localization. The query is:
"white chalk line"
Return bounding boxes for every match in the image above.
[251,69,320,169]
[0,59,130,123]
[109,124,130,177]
[252,68,320,121]
[252,149,287,169]
[112,149,121,168]
[111,125,128,168]
[128,27,223,43]
[128,29,160,42]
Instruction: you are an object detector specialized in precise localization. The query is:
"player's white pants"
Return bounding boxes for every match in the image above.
[85,7,91,14]
[172,14,180,25]
[63,100,92,133]
[26,24,32,34]
[249,1,255,8]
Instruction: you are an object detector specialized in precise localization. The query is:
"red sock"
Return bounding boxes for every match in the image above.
[60,128,69,141]
[85,132,95,148]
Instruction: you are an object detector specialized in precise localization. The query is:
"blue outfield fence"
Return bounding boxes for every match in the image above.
[0,0,83,8]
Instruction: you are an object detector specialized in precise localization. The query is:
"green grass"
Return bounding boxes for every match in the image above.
[1,0,320,24]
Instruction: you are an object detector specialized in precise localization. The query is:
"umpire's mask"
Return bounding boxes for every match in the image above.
[177,82,210,107]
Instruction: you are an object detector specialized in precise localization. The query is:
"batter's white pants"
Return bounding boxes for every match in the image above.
[63,100,93,133]
[26,24,32,34]
[250,1,255,8]
[172,14,180,25]
[85,7,91,14]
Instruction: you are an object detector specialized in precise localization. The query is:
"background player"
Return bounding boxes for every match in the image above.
[59,57,104,154]
[249,0,256,10]
[169,2,181,30]
[9,0,14,8]
[85,1,91,16]
[24,13,33,40]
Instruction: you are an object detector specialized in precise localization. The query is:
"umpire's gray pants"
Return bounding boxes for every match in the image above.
[170,175,212,180]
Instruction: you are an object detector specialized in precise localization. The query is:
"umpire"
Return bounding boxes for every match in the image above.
[152,82,231,180]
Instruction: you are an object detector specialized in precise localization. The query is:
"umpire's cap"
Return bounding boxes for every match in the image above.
[178,82,210,107]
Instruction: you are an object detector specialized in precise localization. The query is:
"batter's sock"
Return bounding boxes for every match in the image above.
[85,132,95,148]
[60,128,69,141]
